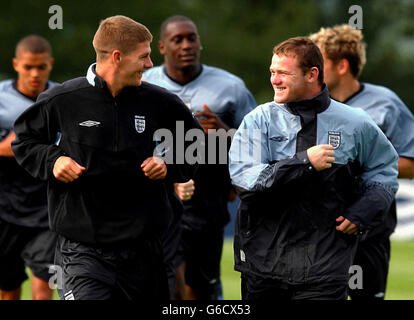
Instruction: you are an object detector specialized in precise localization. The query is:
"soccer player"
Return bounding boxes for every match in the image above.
[228,37,399,300]
[144,15,256,299]
[0,35,56,300]
[12,16,200,300]
[309,24,414,300]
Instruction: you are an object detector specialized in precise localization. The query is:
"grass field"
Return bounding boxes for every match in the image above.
[20,239,414,300]
[220,239,414,300]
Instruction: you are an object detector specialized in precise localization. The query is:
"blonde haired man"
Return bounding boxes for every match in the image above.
[12,16,200,300]
[310,24,414,300]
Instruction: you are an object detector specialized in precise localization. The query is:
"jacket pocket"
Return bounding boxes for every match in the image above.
[237,201,254,238]
[48,185,68,232]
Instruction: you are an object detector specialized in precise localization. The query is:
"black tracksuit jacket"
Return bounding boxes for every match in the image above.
[12,67,200,245]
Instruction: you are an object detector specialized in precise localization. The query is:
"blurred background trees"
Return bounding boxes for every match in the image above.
[1,0,413,109]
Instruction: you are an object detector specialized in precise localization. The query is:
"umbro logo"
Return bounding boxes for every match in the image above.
[79,120,100,127]
[270,136,288,142]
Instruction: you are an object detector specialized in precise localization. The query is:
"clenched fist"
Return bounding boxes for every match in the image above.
[174,179,195,201]
[53,156,86,183]
[141,156,167,180]
[307,144,335,171]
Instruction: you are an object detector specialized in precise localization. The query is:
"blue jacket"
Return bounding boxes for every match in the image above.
[228,86,398,284]
[0,79,56,228]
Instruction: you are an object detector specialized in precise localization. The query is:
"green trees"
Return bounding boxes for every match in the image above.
[1,0,412,110]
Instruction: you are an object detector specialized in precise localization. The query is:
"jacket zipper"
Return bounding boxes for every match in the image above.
[114,100,118,152]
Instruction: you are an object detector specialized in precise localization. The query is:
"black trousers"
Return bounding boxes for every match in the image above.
[178,225,224,299]
[241,273,348,300]
[349,235,390,300]
[54,234,169,300]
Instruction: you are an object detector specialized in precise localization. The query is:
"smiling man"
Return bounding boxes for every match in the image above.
[11,16,200,300]
[0,35,56,300]
[144,15,256,300]
[228,37,399,300]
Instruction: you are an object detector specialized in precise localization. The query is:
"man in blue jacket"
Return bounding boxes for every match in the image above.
[310,24,414,300]
[229,37,399,300]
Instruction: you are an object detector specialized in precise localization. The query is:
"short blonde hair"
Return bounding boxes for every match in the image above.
[93,15,153,61]
[309,24,366,78]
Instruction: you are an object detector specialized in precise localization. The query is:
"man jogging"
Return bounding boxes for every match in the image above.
[12,15,200,300]
[0,35,56,300]
[229,37,399,300]
[144,15,256,299]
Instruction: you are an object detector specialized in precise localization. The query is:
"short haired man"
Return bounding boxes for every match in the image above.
[228,37,399,300]
[12,16,200,300]
[144,15,256,299]
[0,35,56,300]
[310,24,414,300]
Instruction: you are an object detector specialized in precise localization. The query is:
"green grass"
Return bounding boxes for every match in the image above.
[20,276,59,300]
[221,238,242,300]
[385,240,414,300]
[220,239,414,300]
[20,239,414,300]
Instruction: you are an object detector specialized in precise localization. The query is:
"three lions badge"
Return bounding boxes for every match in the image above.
[135,115,145,133]
[328,131,341,149]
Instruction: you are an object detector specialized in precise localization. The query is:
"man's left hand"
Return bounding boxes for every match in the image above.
[336,216,359,235]
[141,156,167,180]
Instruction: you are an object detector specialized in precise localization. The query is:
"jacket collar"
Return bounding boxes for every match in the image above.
[285,84,331,115]
[86,63,143,97]
[86,63,107,89]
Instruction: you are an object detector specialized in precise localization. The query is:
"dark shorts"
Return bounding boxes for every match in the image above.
[162,211,183,298]
[55,235,169,300]
[349,234,390,300]
[178,225,224,299]
[0,218,57,291]
[241,273,348,300]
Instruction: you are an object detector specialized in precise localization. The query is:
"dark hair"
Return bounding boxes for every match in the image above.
[273,37,324,85]
[160,15,195,39]
[15,35,52,57]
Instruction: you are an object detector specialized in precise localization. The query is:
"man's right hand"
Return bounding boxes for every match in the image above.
[307,144,335,171]
[53,156,86,183]
[174,179,195,201]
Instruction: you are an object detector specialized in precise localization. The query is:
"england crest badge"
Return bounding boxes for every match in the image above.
[135,115,145,133]
[328,131,341,149]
